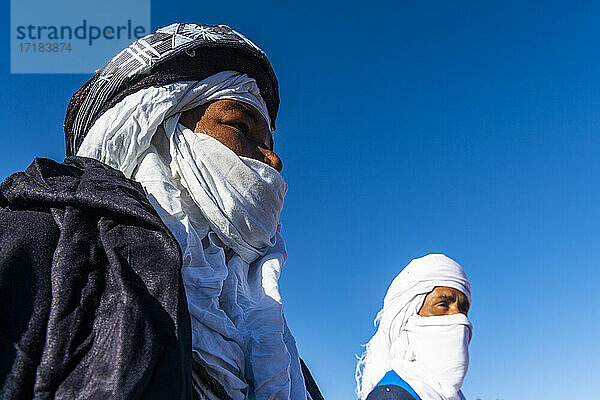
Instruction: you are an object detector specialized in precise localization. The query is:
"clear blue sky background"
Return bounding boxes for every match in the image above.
[1,1,598,399]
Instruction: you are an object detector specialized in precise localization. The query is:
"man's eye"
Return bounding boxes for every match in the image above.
[228,122,249,135]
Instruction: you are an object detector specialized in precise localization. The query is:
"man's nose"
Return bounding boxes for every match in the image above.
[263,149,283,173]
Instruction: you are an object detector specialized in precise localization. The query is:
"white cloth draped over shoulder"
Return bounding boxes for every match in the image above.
[356,254,472,400]
[77,71,309,400]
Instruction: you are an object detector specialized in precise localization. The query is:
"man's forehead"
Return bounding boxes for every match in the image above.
[430,286,468,299]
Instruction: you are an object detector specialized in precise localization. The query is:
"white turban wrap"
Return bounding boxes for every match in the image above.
[77,71,309,400]
[356,254,472,400]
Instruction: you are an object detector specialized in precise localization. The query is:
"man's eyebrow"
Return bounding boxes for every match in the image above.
[437,294,455,301]
[221,102,260,123]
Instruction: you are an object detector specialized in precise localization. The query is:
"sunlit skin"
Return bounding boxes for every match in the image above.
[418,286,470,317]
[179,99,283,172]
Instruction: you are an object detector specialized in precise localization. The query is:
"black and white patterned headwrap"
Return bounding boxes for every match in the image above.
[64,23,279,156]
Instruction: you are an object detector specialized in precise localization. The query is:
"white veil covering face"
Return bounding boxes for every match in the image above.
[356,254,472,400]
[77,71,309,400]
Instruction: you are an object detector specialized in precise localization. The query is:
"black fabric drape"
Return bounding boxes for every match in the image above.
[0,157,192,399]
[300,359,324,400]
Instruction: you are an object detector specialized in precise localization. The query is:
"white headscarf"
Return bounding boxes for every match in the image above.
[77,71,309,400]
[356,254,472,400]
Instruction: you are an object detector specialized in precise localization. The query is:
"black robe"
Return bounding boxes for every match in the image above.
[0,157,323,400]
[366,386,417,400]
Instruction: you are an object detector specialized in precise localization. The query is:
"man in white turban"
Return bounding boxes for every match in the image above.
[356,254,473,400]
[0,23,323,400]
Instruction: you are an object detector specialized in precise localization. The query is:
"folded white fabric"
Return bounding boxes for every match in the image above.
[356,254,472,400]
[166,122,286,263]
[78,71,308,400]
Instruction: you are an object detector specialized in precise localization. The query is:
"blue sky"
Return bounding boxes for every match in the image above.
[2,1,599,399]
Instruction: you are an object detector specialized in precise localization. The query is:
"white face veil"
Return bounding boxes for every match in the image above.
[77,71,309,400]
[356,254,472,400]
